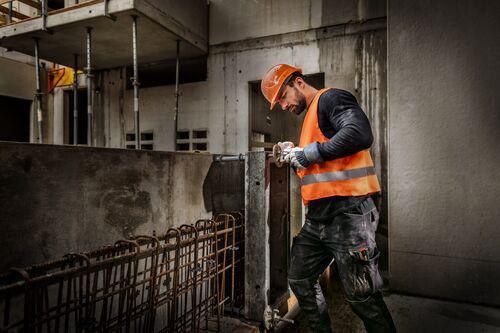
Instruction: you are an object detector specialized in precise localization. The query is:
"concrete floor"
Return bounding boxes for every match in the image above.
[217,290,500,333]
[288,276,500,333]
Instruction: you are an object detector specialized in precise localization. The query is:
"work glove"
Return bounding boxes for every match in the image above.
[272,141,295,164]
[284,147,308,170]
[284,142,324,170]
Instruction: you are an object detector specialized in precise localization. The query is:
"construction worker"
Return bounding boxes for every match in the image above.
[261,64,396,333]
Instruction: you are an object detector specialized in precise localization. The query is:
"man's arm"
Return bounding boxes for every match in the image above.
[298,89,374,167]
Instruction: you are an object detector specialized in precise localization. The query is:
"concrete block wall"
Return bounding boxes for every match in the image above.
[387,0,500,306]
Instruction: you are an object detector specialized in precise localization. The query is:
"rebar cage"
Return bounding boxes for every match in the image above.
[0,212,245,332]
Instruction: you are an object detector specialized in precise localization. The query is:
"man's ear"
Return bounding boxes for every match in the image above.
[295,77,305,89]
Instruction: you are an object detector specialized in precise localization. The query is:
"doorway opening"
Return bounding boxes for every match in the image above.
[0,95,31,142]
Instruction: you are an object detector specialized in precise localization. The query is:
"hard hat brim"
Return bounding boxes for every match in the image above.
[269,69,301,110]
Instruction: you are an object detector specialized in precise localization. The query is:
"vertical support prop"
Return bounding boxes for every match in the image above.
[8,1,12,24]
[131,15,140,149]
[34,37,43,143]
[73,54,79,145]
[173,40,180,148]
[85,27,93,146]
[41,0,48,32]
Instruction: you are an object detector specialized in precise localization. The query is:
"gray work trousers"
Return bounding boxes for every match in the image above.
[288,197,396,332]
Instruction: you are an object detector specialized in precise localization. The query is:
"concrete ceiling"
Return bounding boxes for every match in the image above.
[0,2,206,70]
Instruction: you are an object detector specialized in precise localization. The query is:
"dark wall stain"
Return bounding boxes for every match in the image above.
[100,185,151,237]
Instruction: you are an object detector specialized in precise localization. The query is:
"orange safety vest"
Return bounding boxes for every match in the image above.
[297,88,381,205]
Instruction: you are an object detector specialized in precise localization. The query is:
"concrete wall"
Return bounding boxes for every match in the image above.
[388,0,500,306]
[209,0,385,44]
[0,142,215,272]
[0,50,35,100]
[50,68,210,151]
[44,0,387,162]
[123,81,209,151]
[144,0,208,48]
[207,22,387,154]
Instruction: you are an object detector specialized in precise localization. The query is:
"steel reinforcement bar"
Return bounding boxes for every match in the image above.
[0,212,245,333]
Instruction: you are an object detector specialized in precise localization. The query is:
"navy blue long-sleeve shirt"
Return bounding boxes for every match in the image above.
[306,88,374,221]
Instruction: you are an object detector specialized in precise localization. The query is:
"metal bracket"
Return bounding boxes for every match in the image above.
[103,0,117,21]
[130,76,140,87]
[84,67,94,78]
[188,264,203,274]
[213,154,245,162]
[263,305,294,330]
[205,259,216,268]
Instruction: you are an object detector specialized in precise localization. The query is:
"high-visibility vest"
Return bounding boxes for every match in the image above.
[297,88,381,205]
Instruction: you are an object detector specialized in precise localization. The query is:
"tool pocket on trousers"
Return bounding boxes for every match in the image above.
[370,208,379,232]
[347,247,383,302]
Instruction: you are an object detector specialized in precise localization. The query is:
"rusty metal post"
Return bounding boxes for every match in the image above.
[34,38,43,143]
[173,40,180,148]
[131,15,140,149]
[85,27,93,146]
[73,54,78,145]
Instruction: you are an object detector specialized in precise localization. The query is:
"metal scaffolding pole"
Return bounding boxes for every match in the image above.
[73,54,78,145]
[34,38,43,143]
[173,40,180,148]
[7,1,12,23]
[41,0,48,32]
[85,27,93,146]
[132,15,140,149]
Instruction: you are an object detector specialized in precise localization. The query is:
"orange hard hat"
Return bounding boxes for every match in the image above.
[261,64,302,110]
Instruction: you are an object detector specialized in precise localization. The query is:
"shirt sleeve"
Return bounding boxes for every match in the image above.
[316,89,374,161]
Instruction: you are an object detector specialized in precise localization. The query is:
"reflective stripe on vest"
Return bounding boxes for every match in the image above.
[301,166,376,185]
[297,88,381,204]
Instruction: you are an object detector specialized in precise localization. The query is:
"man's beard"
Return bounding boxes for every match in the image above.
[291,88,307,115]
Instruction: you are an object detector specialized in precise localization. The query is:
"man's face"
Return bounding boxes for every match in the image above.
[276,81,307,115]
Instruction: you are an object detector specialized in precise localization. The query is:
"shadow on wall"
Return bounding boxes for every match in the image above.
[202,159,245,214]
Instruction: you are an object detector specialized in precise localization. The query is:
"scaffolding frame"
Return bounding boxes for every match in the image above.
[4,0,188,149]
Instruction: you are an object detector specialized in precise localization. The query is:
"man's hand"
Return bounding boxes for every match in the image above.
[284,147,308,169]
[283,142,325,170]
[272,141,295,163]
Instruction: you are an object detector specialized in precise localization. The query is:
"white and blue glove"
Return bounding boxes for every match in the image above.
[284,142,324,170]
[272,141,295,165]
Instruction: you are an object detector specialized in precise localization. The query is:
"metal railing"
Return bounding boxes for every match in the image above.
[0,212,245,332]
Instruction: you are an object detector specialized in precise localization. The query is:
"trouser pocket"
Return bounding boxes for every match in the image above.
[338,247,384,303]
